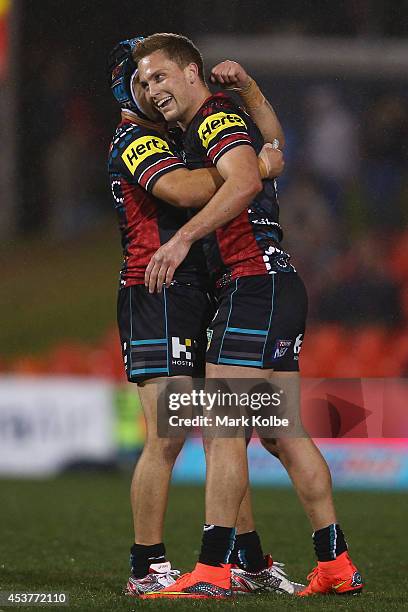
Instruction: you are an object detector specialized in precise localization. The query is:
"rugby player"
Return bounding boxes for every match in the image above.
[108,38,300,596]
[134,33,364,599]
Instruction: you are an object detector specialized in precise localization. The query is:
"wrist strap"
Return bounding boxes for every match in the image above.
[258,157,268,179]
[239,77,265,111]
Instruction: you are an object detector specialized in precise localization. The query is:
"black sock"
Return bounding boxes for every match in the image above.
[229,531,267,572]
[130,542,166,578]
[198,525,236,567]
[313,524,348,562]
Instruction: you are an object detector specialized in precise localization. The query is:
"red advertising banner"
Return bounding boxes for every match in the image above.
[301,378,408,438]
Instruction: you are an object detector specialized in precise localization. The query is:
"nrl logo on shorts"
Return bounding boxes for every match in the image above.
[171,336,195,367]
[273,339,292,359]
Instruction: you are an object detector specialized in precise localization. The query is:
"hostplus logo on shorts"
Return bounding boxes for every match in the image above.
[172,337,195,367]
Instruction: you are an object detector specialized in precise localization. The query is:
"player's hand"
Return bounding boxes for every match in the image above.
[210,60,250,89]
[145,234,192,293]
[259,143,285,178]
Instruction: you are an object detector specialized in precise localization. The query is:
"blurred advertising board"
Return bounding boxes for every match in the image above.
[0,376,407,488]
[0,377,115,475]
[170,377,408,489]
[172,438,408,490]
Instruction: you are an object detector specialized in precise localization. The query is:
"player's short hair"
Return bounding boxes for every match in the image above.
[132,33,205,82]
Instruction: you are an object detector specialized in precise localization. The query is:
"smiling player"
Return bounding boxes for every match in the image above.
[108,37,302,597]
[135,32,363,599]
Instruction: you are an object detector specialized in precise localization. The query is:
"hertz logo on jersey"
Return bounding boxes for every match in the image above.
[122,136,171,174]
[198,112,247,149]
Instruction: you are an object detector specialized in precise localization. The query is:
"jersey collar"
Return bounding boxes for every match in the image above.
[183,91,232,130]
[120,110,167,135]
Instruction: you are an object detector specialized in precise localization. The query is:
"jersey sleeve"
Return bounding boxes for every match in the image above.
[117,125,185,192]
[193,106,253,165]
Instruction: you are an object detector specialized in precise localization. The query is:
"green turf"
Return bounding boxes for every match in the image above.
[1,475,407,610]
[0,220,121,358]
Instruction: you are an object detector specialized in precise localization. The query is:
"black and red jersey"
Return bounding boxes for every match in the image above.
[108,119,207,287]
[182,92,284,283]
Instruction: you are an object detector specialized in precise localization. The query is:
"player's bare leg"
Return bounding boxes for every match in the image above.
[126,376,186,596]
[266,436,336,529]
[141,363,250,598]
[202,431,301,594]
[235,487,256,534]
[229,484,302,594]
[204,438,249,525]
[163,363,300,597]
[144,362,251,599]
[131,378,185,545]
[258,371,362,596]
[261,371,336,529]
[211,365,303,593]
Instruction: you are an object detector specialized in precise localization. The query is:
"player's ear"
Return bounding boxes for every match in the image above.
[185,62,199,85]
[132,74,141,98]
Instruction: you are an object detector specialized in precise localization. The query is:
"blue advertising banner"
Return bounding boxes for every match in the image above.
[172,439,408,490]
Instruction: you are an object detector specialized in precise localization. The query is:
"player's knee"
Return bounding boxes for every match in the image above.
[161,438,185,463]
[144,437,185,464]
[272,436,308,458]
[203,436,245,457]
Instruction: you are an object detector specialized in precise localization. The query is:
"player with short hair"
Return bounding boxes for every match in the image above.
[134,32,364,599]
[108,37,301,597]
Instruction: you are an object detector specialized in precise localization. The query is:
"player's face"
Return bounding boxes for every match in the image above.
[132,75,163,123]
[138,50,193,123]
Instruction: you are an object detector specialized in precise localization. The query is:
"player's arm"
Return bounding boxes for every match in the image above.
[151,166,222,209]
[120,128,277,211]
[177,147,262,243]
[120,128,225,209]
[151,145,282,209]
[210,60,285,147]
[145,145,262,292]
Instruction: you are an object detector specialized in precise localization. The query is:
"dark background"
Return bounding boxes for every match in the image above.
[2,0,408,377]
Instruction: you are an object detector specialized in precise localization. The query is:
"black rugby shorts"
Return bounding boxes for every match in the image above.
[206,273,308,372]
[118,284,214,384]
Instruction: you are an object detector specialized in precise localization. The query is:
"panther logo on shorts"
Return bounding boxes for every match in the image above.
[206,329,214,351]
[293,334,303,360]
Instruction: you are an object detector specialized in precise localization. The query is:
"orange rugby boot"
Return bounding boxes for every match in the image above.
[297,551,363,597]
[140,562,232,599]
